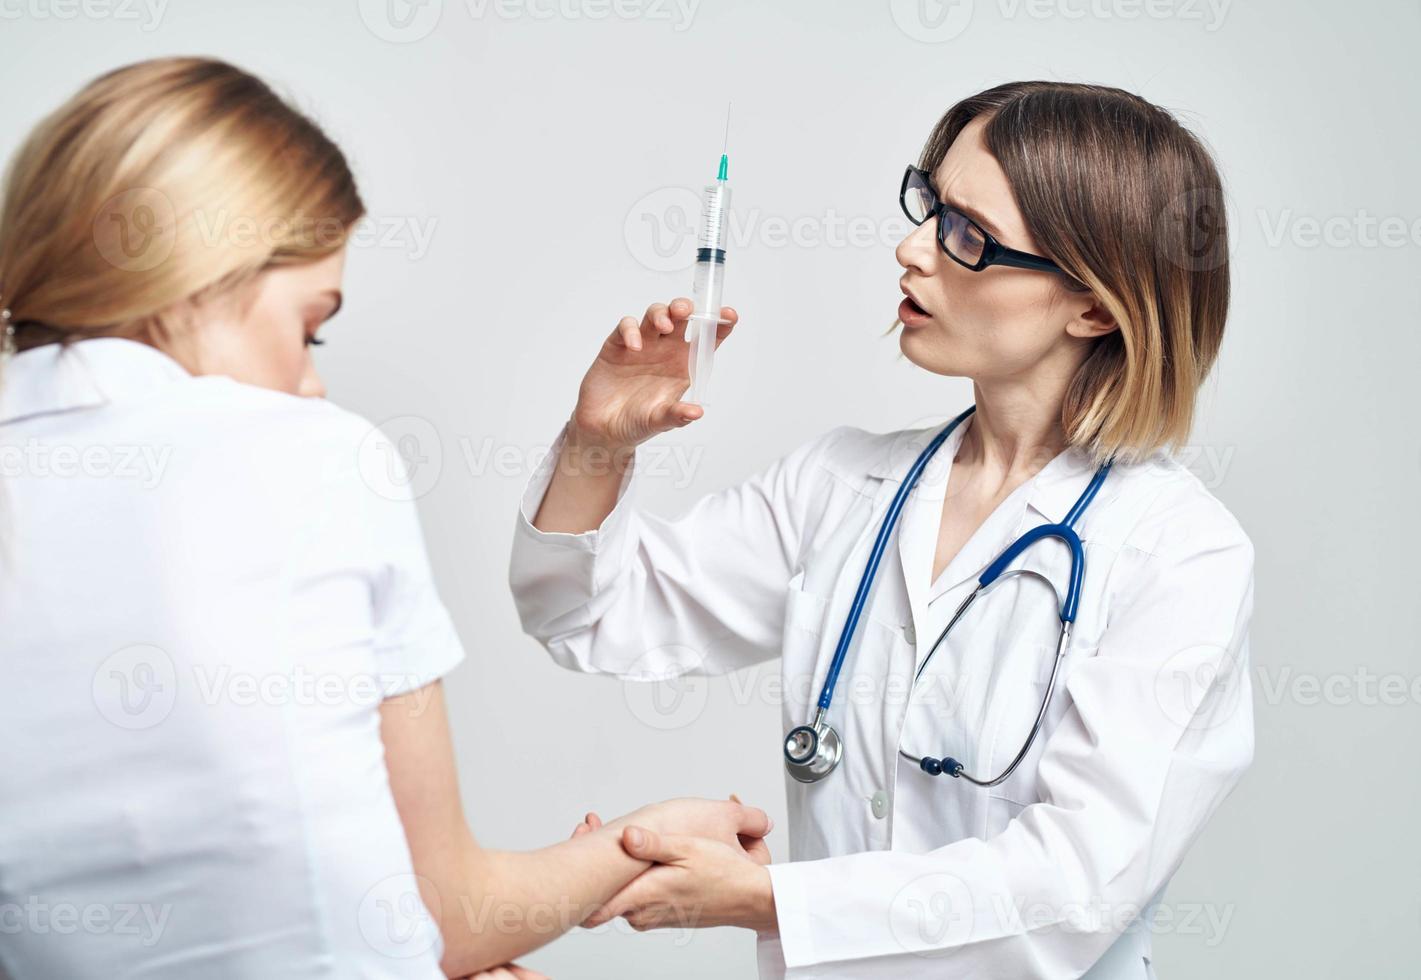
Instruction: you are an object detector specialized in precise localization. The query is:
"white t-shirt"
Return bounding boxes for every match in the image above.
[0,338,465,978]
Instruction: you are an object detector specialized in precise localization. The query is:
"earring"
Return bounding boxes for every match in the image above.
[1,306,13,359]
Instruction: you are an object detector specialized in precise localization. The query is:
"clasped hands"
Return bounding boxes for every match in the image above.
[570,795,779,936]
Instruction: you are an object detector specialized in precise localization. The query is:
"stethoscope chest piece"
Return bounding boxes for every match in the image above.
[781,405,1115,788]
[783,718,842,783]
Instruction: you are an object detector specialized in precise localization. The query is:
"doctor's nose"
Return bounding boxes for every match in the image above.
[895,216,942,277]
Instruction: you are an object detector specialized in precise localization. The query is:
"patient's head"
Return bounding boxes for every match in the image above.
[0,57,365,397]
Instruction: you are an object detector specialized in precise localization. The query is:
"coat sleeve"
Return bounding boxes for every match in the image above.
[764,495,1256,979]
[507,421,841,679]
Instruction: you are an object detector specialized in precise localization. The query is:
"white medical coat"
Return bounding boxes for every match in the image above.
[509,416,1255,979]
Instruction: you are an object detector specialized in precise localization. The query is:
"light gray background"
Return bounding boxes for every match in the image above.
[3,0,1417,976]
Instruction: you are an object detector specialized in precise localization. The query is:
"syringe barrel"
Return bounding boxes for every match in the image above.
[690,248,726,316]
[686,181,730,406]
[698,181,731,253]
[690,182,730,320]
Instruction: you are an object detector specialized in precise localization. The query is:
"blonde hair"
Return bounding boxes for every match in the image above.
[915,81,1231,465]
[0,56,364,355]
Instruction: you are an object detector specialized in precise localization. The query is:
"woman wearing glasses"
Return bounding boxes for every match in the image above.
[511,80,1254,979]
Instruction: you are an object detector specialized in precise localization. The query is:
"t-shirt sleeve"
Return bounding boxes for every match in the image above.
[350,420,467,697]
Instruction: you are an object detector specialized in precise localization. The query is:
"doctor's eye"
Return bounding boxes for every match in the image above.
[304,336,326,347]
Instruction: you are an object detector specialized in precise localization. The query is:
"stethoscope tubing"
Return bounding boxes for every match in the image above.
[901,579,1072,785]
[815,405,977,712]
[784,405,1114,786]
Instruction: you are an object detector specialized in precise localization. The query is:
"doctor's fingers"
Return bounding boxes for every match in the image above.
[581,866,672,929]
[738,833,772,866]
[618,300,736,351]
[623,900,689,933]
[584,830,692,927]
[648,398,702,432]
[728,794,771,861]
[622,825,695,865]
[713,307,739,345]
[615,315,645,351]
[662,797,770,844]
[728,801,772,840]
[617,298,689,350]
[580,882,639,929]
[645,298,693,335]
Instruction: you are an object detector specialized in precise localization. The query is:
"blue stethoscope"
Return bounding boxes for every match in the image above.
[783,405,1114,786]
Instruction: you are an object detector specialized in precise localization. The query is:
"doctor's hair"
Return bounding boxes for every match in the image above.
[0,56,365,357]
[917,80,1231,465]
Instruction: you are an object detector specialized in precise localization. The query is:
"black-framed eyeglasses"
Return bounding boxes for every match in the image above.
[899,165,1067,277]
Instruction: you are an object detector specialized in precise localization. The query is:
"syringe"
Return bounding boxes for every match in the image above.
[684,107,732,406]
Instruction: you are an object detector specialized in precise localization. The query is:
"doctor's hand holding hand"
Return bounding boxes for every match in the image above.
[568,795,778,935]
[533,298,738,535]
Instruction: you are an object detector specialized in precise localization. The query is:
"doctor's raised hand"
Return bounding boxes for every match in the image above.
[533,298,736,533]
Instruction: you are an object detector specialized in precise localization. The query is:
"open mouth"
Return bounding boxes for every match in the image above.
[898,289,932,325]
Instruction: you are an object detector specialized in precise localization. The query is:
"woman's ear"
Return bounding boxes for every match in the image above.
[1065,297,1119,340]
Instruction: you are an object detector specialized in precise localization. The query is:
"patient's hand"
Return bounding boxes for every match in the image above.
[569,794,772,863]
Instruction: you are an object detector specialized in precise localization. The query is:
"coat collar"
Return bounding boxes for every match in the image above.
[864,412,1104,527]
[0,338,190,426]
[870,411,1124,646]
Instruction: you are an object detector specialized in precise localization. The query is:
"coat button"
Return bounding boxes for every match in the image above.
[902,622,916,646]
[870,790,889,819]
